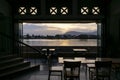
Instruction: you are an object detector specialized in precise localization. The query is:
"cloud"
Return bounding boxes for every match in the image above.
[23,23,97,36]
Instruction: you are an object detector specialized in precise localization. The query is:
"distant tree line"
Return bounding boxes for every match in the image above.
[23,34,99,39]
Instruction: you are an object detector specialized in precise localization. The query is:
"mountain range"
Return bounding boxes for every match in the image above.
[64,31,97,36]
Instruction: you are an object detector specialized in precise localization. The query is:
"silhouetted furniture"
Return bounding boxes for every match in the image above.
[91,61,112,80]
[63,61,81,80]
[42,48,55,57]
[48,54,63,80]
[55,48,74,58]
[85,52,97,60]
[112,63,120,80]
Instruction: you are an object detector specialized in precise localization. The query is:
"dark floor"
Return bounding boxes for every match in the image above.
[12,58,119,80]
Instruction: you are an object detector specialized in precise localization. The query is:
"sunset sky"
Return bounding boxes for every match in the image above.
[23,23,97,36]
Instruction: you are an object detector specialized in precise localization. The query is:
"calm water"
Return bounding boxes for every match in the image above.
[23,39,97,46]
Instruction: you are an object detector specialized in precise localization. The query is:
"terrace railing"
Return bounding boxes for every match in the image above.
[0,32,44,65]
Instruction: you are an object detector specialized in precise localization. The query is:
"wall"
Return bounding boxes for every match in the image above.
[0,0,13,55]
[107,0,120,57]
[1,0,120,57]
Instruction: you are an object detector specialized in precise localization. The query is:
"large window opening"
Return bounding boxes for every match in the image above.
[20,22,102,57]
[22,23,98,46]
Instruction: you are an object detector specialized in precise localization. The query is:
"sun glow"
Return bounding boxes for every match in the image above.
[40,23,75,33]
[23,23,97,36]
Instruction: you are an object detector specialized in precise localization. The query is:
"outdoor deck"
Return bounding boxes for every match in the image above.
[22,46,98,58]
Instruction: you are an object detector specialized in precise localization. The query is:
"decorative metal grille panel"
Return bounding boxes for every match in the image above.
[30,7,37,15]
[18,7,26,15]
[81,7,89,15]
[61,7,68,15]
[50,7,57,15]
[46,0,72,15]
[13,0,106,20]
[78,0,105,15]
[92,7,100,15]
[14,0,40,15]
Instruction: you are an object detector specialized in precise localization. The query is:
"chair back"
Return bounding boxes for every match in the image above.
[64,61,81,68]
[64,61,81,78]
[47,54,52,69]
[95,61,112,80]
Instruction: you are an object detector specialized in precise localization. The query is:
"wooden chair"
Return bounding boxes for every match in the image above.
[91,61,112,80]
[48,54,63,80]
[63,61,81,80]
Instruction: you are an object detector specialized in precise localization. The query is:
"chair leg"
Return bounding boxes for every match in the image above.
[48,72,51,80]
[64,75,66,80]
[61,72,62,80]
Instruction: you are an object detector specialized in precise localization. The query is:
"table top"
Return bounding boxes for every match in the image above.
[58,57,120,64]
[42,48,55,51]
[58,57,95,64]
[87,62,120,68]
[87,64,95,68]
[73,49,87,52]
[96,58,120,63]
[42,48,87,52]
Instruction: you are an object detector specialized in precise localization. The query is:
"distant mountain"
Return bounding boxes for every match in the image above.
[64,31,97,36]
[85,31,97,35]
[65,31,83,36]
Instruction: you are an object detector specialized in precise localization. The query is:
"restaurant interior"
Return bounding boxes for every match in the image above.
[0,0,120,80]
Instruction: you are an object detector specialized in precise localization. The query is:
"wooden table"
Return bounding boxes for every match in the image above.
[42,48,55,55]
[58,57,96,80]
[87,58,120,80]
[59,57,120,80]
[58,57,95,64]
[73,49,87,52]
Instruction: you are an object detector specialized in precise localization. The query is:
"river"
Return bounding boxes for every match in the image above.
[23,39,97,46]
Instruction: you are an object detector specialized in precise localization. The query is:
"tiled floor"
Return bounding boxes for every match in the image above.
[11,58,120,80]
[13,68,87,80]
[11,58,88,80]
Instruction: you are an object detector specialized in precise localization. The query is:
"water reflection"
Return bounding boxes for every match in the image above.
[60,40,71,46]
[23,39,97,46]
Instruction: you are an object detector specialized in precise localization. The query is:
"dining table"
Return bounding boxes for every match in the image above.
[58,57,96,80]
[58,57,120,80]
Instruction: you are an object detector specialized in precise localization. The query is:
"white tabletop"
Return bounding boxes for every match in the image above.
[59,57,120,64]
[42,48,55,51]
[73,49,87,52]
[58,57,95,64]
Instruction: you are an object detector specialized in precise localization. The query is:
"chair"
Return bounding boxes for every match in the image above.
[63,61,81,80]
[91,61,112,80]
[48,54,63,80]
